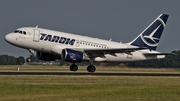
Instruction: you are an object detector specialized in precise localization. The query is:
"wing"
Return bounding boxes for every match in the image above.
[83,47,147,58]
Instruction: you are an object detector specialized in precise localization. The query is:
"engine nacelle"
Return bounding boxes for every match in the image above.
[37,52,59,61]
[61,49,84,62]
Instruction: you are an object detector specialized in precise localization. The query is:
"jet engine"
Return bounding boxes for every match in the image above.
[61,49,84,62]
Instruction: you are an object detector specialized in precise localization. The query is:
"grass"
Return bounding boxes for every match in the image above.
[0,75,180,101]
[0,65,180,101]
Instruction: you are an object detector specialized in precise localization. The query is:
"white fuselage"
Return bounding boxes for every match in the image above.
[5,27,165,62]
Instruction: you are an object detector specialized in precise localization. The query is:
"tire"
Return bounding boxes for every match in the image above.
[87,65,96,73]
[70,64,78,71]
[26,58,31,62]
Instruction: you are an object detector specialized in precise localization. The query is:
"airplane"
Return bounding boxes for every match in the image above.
[5,14,173,72]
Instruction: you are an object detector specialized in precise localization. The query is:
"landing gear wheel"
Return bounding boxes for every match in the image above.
[70,64,78,71]
[26,49,34,62]
[26,58,31,62]
[87,65,96,73]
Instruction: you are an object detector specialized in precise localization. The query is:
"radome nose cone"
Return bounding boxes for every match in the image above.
[5,34,11,43]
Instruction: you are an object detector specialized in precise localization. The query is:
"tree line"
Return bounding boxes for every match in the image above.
[0,55,25,65]
[0,50,180,68]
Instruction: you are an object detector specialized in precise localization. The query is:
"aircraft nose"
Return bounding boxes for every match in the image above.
[5,34,12,43]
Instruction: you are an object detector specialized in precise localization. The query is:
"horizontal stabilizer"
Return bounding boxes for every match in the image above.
[143,53,176,56]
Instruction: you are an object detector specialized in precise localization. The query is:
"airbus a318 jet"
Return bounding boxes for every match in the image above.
[5,14,173,72]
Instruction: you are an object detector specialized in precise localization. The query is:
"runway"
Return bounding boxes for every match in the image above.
[0,71,180,76]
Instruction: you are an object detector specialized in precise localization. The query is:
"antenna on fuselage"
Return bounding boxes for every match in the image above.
[109,38,112,41]
[35,25,38,28]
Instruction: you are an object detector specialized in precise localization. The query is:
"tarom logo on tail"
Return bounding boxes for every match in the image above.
[130,14,169,50]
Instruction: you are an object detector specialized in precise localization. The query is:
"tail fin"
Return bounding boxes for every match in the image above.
[130,14,169,50]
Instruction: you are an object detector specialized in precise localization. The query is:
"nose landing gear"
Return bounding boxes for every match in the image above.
[26,49,34,62]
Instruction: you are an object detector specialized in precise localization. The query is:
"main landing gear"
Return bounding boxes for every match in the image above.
[87,59,96,72]
[26,49,34,62]
[69,64,96,73]
[87,65,96,72]
[70,64,78,71]
[69,59,96,73]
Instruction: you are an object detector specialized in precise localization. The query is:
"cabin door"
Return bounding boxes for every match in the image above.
[33,29,40,42]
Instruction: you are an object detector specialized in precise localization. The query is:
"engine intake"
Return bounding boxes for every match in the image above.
[61,49,84,62]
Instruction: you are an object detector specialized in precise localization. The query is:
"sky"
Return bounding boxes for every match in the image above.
[0,0,180,58]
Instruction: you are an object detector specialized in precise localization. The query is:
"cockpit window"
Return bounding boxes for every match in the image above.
[19,31,22,34]
[14,30,26,35]
[23,31,26,35]
[14,30,19,33]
